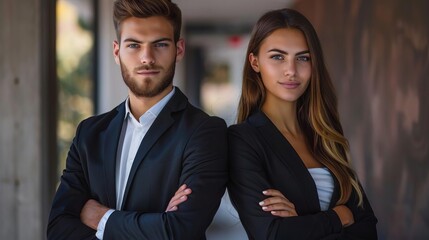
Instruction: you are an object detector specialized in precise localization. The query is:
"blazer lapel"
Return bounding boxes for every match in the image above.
[249,111,321,211]
[121,88,187,208]
[101,102,126,209]
[329,170,340,208]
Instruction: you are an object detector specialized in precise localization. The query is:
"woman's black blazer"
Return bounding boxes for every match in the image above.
[228,110,378,240]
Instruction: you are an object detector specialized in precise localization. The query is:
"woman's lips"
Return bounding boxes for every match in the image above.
[279,82,300,89]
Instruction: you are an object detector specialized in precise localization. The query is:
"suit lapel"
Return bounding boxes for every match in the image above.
[329,170,340,208]
[249,111,321,211]
[101,102,125,208]
[121,88,187,208]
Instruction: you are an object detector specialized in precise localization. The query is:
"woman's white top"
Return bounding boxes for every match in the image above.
[308,167,334,211]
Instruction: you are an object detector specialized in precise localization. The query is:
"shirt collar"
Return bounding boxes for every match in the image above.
[124,87,176,121]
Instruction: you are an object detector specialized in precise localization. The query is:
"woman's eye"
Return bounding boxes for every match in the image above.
[271,55,284,60]
[297,56,311,62]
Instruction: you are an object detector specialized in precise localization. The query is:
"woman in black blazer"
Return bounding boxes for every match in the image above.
[228,8,378,239]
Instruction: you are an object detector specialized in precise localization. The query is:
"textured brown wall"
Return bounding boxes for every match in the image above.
[293,0,429,239]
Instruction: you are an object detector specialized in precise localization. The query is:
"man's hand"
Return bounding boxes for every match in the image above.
[80,199,110,230]
[166,184,192,212]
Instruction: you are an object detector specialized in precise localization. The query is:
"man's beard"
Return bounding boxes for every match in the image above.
[119,56,175,98]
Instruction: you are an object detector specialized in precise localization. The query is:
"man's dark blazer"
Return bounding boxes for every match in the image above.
[47,88,228,240]
[227,110,378,240]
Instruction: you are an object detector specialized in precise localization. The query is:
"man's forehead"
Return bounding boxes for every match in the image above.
[119,16,174,41]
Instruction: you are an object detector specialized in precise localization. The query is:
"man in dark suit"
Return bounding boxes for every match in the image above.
[47,0,228,239]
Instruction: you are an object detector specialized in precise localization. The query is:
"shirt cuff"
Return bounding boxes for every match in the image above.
[96,209,115,240]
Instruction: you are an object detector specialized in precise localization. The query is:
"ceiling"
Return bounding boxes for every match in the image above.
[176,0,295,25]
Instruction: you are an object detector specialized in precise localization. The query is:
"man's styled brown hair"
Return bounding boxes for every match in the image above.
[113,0,182,42]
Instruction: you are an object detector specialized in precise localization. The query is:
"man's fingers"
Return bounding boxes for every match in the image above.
[171,188,192,202]
[169,195,188,206]
[166,205,178,212]
[166,186,192,212]
[175,184,187,194]
[166,194,188,212]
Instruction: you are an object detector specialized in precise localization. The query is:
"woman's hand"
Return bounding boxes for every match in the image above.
[333,205,354,227]
[259,189,298,217]
[165,184,192,212]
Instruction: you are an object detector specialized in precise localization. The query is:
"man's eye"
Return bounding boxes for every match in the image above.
[154,42,168,48]
[128,44,139,49]
[297,56,310,62]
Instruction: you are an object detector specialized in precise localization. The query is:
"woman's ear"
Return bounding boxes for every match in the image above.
[249,53,260,72]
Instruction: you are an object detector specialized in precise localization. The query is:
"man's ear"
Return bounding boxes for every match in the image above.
[113,40,120,65]
[249,53,260,72]
[175,38,185,62]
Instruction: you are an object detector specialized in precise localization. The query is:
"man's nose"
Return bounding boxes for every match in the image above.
[139,46,155,65]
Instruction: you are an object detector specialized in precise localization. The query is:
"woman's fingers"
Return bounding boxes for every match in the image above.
[260,201,298,217]
[260,200,297,216]
[260,202,293,211]
[260,189,297,217]
[263,189,285,198]
[271,210,297,217]
[259,196,295,209]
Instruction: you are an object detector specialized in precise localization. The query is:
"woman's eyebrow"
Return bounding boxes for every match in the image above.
[267,49,309,55]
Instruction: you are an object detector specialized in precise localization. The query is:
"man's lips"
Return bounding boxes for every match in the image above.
[136,69,160,75]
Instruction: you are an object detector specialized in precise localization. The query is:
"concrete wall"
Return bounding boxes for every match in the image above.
[294,1,429,239]
[0,0,56,239]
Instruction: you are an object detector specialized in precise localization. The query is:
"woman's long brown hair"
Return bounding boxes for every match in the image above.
[238,8,363,206]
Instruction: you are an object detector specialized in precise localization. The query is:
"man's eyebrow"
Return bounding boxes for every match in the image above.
[123,38,142,43]
[267,48,310,55]
[122,37,173,44]
[152,38,173,43]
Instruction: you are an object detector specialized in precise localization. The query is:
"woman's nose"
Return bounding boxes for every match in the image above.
[283,60,296,78]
